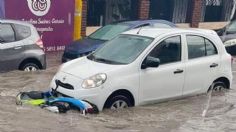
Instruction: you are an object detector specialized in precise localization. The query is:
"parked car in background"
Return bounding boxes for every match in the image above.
[62,20,176,62]
[216,20,236,55]
[0,19,46,72]
[51,28,232,111]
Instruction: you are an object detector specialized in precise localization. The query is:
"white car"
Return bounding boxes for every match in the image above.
[50,28,233,111]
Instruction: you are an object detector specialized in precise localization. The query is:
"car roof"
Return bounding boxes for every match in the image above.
[0,19,34,27]
[114,19,176,27]
[122,27,218,38]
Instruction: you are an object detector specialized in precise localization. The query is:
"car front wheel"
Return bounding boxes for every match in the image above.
[22,63,39,72]
[105,95,131,110]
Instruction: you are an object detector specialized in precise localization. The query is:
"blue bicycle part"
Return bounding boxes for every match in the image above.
[47,97,86,111]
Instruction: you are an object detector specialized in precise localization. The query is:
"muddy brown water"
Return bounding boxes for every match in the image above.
[0,53,236,132]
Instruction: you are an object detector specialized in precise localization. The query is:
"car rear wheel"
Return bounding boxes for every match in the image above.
[22,63,39,72]
[105,95,131,110]
[208,82,227,93]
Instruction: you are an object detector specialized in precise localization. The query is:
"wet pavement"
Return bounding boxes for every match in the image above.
[0,52,236,132]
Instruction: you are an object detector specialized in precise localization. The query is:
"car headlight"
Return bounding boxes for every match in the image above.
[224,39,236,47]
[82,73,107,89]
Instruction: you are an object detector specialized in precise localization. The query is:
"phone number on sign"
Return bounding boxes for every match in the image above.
[45,46,65,51]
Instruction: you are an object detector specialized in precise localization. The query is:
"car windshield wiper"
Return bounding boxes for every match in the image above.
[95,57,112,63]
[87,36,107,41]
[87,54,126,65]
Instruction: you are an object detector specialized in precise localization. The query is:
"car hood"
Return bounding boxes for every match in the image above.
[65,38,106,53]
[61,57,121,79]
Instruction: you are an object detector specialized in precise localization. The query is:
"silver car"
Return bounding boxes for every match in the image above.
[0,19,46,72]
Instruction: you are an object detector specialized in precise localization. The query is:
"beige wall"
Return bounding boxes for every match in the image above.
[176,22,228,29]
[86,22,229,36]
[86,27,100,36]
[199,22,228,29]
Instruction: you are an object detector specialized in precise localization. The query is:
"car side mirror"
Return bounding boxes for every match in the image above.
[216,28,224,36]
[0,38,5,43]
[141,56,160,69]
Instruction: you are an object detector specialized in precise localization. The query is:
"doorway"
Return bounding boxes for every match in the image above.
[87,0,106,26]
[87,0,138,26]
[149,0,174,21]
[105,0,138,24]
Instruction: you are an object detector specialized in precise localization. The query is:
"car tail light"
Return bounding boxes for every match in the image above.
[36,39,44,49]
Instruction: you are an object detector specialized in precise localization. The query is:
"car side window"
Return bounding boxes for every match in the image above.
[187,35,217,59]
[13,24,31,40]
[0,24,15,43]
[187,36,205,59]
[205,39,217,56]
[148,36,181,65]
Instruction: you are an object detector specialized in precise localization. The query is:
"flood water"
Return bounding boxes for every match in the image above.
[0,52,236,132]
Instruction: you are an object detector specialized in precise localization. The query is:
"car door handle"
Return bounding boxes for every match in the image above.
[210,63,218,68]
[174,69,184,74]
[14,46,22,50]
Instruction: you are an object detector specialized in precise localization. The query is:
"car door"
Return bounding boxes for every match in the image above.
[0,23,25,72]
[139,35,185,103]
[183,35,219,95]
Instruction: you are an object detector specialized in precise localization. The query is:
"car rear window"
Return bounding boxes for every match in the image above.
[186,35,218,59]
[13,24,31,40]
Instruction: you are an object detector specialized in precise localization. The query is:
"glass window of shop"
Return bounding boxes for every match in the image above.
[87,0,138,26]
[149,0,191,23]
[201,0,234,22]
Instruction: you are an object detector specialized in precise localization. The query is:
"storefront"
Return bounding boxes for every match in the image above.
[1,0,236,51]
[149,0,191,23]
[87,0,138,26]
[3,0,76,52]
[0,0,5,19]
[200,0,234,22]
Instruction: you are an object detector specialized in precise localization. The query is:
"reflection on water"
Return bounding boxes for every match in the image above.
[0,53,236,132]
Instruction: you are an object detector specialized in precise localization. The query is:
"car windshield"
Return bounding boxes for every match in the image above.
[88,24,130,41]
[87,35,153,64]
[227,21,236,32]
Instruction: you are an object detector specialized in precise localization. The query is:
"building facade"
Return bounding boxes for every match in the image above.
[0,0,5,19]
[81,0,235,36]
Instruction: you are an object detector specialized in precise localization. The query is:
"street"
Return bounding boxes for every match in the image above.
[0,53,236,132]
